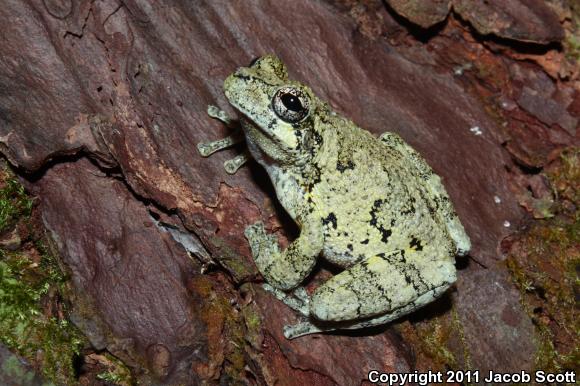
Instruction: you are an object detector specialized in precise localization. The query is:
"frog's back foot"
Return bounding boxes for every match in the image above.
[283,320,323,339]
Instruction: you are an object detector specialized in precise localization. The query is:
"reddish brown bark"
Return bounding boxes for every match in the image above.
[1,0,577,384]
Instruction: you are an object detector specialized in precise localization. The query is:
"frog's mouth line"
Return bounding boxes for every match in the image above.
[239,116,276,143]
[238,116,298,165]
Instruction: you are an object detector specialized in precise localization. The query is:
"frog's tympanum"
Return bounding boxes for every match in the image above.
[198,55,471,339]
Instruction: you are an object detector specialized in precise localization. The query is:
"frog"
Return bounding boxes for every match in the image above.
[197,55,471,339]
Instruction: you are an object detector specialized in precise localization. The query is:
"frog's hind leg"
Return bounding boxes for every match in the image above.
[283,282,450,339]
[283,249,455,339]
[198,105,248,174]
[379,132,471,256]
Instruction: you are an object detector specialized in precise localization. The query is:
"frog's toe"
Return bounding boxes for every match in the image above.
[283,321,323,339]
[207,104,220,116]
[223,152,249,175]
[196,141,214,157]
[262,283,310,316]
[261,282,277,294]
[293,286,310,304]
[244,221,266,239]
[207,105,234,126]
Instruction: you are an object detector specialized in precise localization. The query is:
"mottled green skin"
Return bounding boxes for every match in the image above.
[218,55,470,338]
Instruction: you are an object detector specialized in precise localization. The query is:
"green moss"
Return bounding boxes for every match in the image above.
[533,322,579,373]
[190,276,249,384]
[419,319,458,368]
[209,236,256,283]
[506,148,579,373]
[0,170,33,233]
[451,307,471,371]
[0,165,85,385]
[96,355,132,386]
[220,298,246,382]
[0,245,84,385]
[243,305,261,332]
[97,372,122,383]
[564,1,580,61]
[241,289,263,350]
[1,354,54,386]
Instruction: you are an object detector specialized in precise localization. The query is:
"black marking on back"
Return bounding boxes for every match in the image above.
[336,159,355,173]
[369,199,392,243]
[377,251,430,293]
[232,73,278,88]
[410,236,424,251]
[357,259,393,309]
[322,212,338,229]
[400,196,416,215]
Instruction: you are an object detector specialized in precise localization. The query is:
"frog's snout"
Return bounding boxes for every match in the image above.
[223,72,240,101]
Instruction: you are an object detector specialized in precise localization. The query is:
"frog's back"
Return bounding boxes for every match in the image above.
[312,121,455,268]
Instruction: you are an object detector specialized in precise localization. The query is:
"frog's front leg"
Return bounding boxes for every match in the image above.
[245,215,323,291]
[198,105,249,174]
[197,134,244,157]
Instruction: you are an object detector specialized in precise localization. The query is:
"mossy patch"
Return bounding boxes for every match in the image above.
[415,318,458,368]
[93,353,133,386]
[189,275,251,383]
[209,236,257,283]
[506,148,579,373]
[0,167,33,233]
[0,162,85,385]
[396,295,472,378]
[563,0,580,61]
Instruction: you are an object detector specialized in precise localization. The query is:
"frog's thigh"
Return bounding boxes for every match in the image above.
[310,250,454,322]
[379,132,471,256]
[284,283,451,339]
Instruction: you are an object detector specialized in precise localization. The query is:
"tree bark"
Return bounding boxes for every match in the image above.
[0,0,577,384]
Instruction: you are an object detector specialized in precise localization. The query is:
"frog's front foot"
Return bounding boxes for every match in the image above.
[262,283,310,317]
[244,221,280,265]
[198,105,248,174]
[260,283,321,339]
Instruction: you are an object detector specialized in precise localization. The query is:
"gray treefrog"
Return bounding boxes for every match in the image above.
[198,55,471,339]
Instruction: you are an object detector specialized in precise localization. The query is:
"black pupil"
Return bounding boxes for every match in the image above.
[281,93,303,112]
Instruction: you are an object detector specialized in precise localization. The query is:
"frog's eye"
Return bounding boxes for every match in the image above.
[272,87,310,123]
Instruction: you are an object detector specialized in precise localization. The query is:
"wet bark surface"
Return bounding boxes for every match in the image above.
[1,0,578,384]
